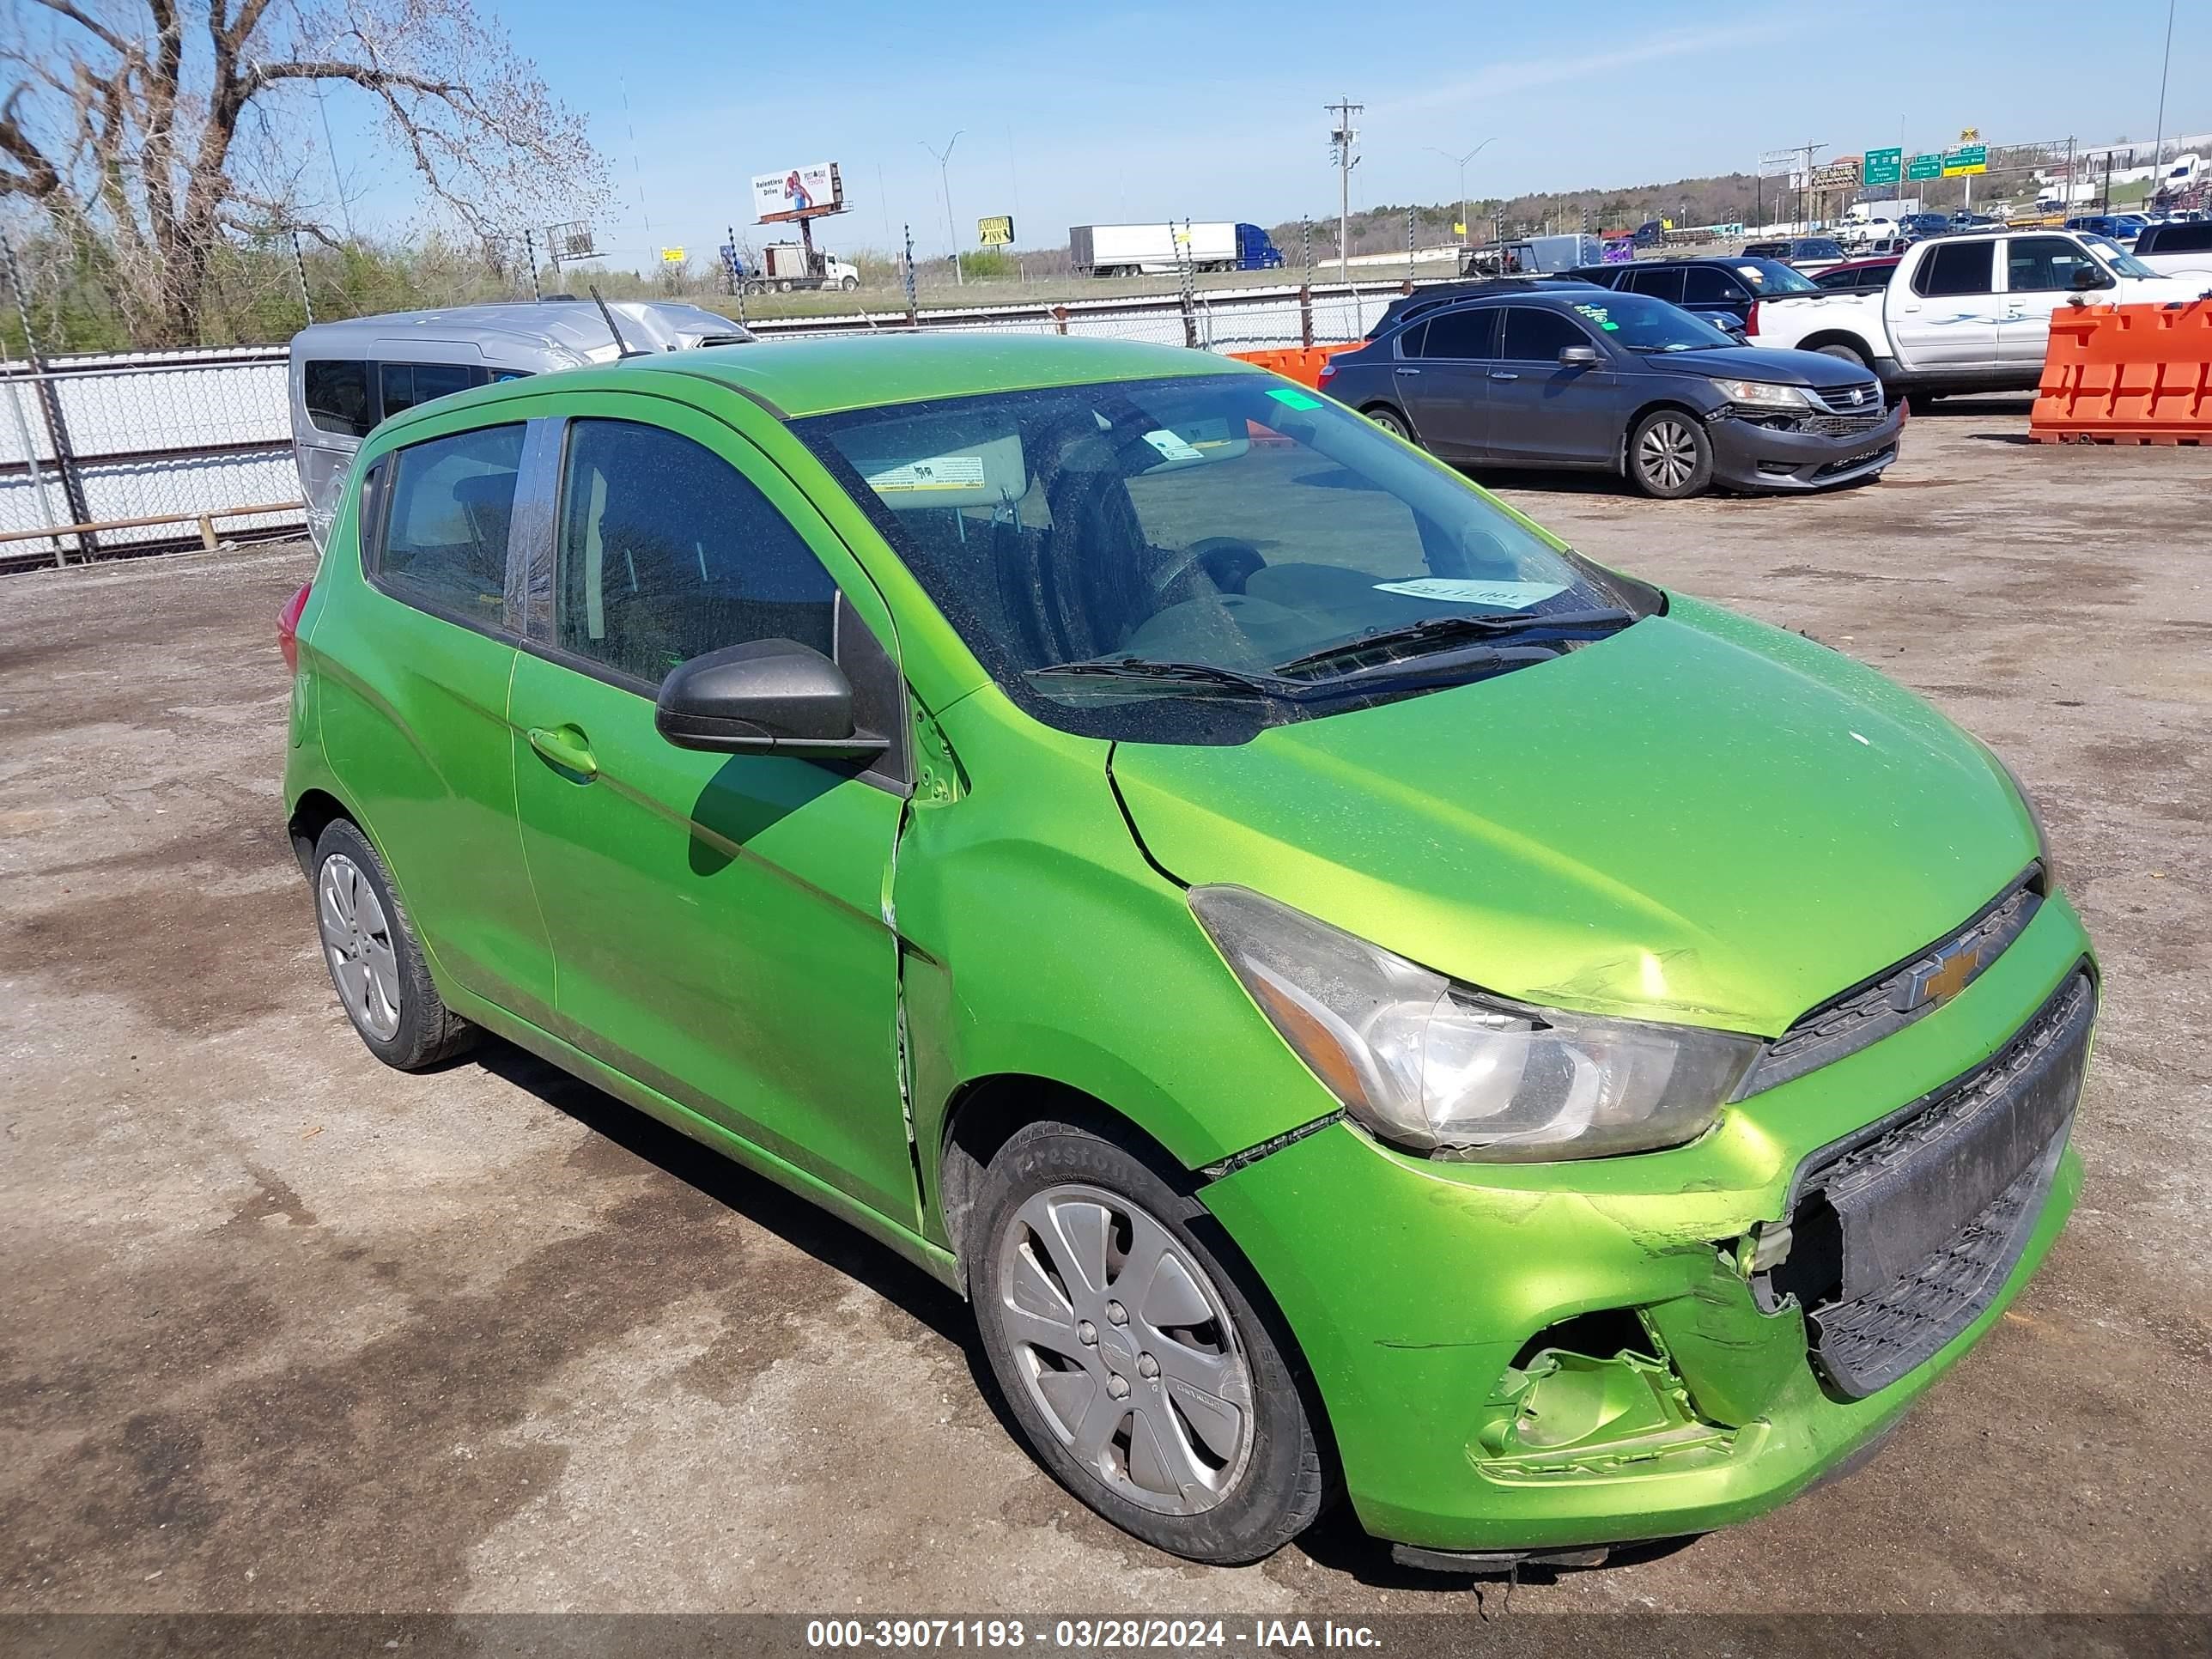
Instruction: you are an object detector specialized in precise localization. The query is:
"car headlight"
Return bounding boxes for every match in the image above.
[1189,885,1761,1161]
[1709,377,1814,410]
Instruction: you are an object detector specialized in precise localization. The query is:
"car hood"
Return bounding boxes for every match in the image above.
[1633,344,1869,388]
[1109,597,2036,1037]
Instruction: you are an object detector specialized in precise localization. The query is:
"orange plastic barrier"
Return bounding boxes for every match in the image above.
[1228,342,1358,389]
[2031,298,2212,445]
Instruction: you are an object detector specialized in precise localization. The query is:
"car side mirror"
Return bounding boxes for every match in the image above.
[655,638,888,761]
[1558,344,1601,367]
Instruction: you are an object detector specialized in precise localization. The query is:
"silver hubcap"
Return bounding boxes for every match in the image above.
[1638,419,1698,489]
[996,1183,1255,1516]
[317,854,402,1041]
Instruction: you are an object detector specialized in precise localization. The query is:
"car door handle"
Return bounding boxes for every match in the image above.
[1394,366,1420,375]
[1488,370,1519,381]
[526,725,599,780]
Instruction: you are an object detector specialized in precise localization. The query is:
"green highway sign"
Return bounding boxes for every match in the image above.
[1863,147,1904,187]
[1944,144,1989,177]
[1907,152,1944,180]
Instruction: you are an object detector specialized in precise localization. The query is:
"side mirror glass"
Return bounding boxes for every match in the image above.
[655,638,888,762]
[1558,344,1601,367]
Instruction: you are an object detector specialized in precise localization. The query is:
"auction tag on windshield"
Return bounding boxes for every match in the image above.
[1372,578,1570,607]
[1267,388,1324,410]
[864,453,988,493]
[1141,428,1206,463]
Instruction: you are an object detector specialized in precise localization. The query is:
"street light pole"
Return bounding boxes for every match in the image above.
[1326,97,1363,283]
[2151,0,2177,205]
[921,131,965,285]
[1426,138,1496,253]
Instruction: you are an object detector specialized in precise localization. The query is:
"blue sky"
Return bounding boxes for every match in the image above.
[324,0,2207,268]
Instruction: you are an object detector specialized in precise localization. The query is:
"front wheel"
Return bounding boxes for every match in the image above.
[970,1121,1326,1565]
[840,275,859,291]
[1628,410,1714,498]
[1815,343,1871,369]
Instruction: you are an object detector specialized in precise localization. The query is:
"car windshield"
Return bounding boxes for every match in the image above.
[2093,242,2160,278]
[1735,259,1820,294]
[1561,291,1739,351]
[798,374,1650,742]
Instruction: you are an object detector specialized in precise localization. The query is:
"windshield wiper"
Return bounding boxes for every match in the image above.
[1024,656,1305,699]
[1273,607,1636,678]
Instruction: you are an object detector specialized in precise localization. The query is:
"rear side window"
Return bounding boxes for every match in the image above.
[380,362,483,418]
[304,360,373,437]
[554,419,838,686]
[371,424,526,628]
[1916,242,1996,296]
[2147,223,2212,253]
[1624,267,1685,302]
[1415,307,1499,360]
[1502,308,1590,360]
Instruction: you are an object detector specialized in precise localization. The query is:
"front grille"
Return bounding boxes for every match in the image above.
[1772,969,2094,1399]
[1800,410,1885,438]
[1736,866,2043,1097]
[1812,380,1884,416]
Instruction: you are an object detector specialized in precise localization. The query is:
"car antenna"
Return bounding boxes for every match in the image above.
[589,285,652,360]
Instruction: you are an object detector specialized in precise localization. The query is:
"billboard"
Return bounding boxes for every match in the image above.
[752,163,844,224]
[978,214,1015,246]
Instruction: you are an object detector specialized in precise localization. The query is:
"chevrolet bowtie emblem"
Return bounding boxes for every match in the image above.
[1900,939,1984,1012]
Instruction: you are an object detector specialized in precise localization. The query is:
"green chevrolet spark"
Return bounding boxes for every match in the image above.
[281,334,2092,1570]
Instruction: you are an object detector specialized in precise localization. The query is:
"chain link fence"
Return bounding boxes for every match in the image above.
[1,277,1431,573]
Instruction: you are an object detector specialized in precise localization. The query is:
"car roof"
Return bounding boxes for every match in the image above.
[289,300,752,363]
[374,332,1257,432]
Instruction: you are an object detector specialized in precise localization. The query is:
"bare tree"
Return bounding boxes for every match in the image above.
[0,0,611,343]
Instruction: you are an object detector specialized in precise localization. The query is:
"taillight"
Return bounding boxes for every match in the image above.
[277,580,312,673]
[1745,301,1761,337]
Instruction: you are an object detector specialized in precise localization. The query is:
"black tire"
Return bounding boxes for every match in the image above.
[1815,342,1871,368]
[311,819,476,1071]
[1627,408,1715,499]
[1364,404,1418,446]
[840,275,859,291]
[969,1120,1326,1565]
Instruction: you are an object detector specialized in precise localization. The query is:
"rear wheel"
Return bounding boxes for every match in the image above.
[312,819,475,1071]
[1364,404,1417,446]
[970,1121,1325,1564]
[1628,410,1713,498]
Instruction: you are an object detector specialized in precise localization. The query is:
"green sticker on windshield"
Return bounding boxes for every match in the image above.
[1267,388,1323,410]
[1573,303,1621,331]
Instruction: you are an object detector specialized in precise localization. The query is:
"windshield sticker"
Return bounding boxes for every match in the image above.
[1372,578,1571,608]
[1571,304,1621,331]
[862,453,988,493]
[1141,428,1206,463]
[1267,388,1323,410]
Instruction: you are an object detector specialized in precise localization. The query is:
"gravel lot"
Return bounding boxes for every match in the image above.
[2,398,2208,1631]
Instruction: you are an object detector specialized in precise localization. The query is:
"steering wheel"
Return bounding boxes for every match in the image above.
[1152,537,1267,602]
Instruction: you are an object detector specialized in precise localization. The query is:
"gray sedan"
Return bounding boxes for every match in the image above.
[1317,288,1903,498]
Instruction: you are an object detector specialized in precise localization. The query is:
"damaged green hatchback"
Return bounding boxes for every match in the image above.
[282,335,2092,1570]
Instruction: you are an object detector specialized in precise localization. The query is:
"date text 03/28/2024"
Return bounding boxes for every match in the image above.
[805,1620,1382,1650]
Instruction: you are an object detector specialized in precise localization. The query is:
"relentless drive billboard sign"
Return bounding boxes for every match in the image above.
[752,163,844,224]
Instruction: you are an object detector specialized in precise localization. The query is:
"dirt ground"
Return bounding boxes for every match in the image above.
[2,398,2208,1631]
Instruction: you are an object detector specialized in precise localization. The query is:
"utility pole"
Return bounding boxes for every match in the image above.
[2152,0,2176,206]
[921,131,965,286]
[1327,96,1363,283]
[1426,139,1496,254]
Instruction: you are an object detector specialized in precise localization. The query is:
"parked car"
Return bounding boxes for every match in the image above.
[1742,229,2204,405]
[2130,220,2212,282]
[1949,211,2002,233]
[1840,219,1899,249]
[1900,213,1954,239]
[1814,257,1903,293]
[1565,256,1823,331]
[1741,237,1849,267]
[1366,276,1600,339]
[1319,286,1900,496]
[289,299,751,550]
[282,331,2088,1571]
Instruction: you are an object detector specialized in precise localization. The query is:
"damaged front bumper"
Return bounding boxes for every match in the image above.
[1198,890,2092,1553]
[1706,403,1906,492]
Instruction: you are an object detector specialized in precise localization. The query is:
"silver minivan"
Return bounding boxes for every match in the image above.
[288,299,752,547]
